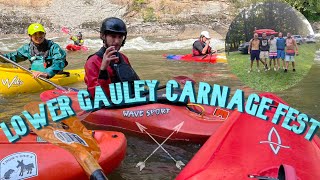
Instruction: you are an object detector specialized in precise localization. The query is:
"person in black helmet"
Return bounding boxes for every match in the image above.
[84,17,139,98]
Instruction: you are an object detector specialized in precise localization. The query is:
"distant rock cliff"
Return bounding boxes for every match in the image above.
[0,0,234,39]
[0,0,317,38]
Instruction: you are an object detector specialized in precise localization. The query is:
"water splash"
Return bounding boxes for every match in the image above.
[302,19,314,35]
[0,36,225,52]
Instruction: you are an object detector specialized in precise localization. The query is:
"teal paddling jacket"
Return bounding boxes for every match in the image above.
[2,40,66,78]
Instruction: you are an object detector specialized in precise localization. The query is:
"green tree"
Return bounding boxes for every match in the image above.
[284,0,320,21]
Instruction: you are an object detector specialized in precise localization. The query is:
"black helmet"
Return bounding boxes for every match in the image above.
[100,17,127,35]
[100,17,127,46]
[77,32,82,37]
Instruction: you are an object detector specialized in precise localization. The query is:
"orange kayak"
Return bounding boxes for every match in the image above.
[0,130,126,180]
[176,93,320,180]
[40,89,232,143]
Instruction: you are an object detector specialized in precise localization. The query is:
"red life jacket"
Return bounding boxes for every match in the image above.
[192,40,212,56]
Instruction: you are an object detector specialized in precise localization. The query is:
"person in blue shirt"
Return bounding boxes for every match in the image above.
[276,32,286,70]
[1,23,66,78]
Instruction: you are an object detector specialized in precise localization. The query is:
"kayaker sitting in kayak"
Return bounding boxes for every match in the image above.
[192,31,217,56]
[85,17,140,98]
[70,32,84,46]
[0,23,67,79]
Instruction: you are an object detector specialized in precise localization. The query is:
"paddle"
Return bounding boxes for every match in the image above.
[0,54,68,91]
[201,49,224,62]
[24,101,108,180]
[61,27,88,51]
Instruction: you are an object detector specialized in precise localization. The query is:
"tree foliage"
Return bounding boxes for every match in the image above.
[234,0,320,21]
[283,0,320,21]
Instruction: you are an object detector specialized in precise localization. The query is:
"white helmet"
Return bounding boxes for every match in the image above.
[200,31,211,39]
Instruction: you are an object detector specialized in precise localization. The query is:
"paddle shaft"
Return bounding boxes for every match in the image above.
[202,49,224,62]
[0,54,67,90]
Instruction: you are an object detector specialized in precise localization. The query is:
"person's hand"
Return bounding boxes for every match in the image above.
[205,40,210,44]
[248,51,251,55]
[32,71,48,79]
[101,46,119,70]
[296,51,299,56]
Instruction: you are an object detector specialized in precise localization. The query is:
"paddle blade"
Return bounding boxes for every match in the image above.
[61,27,70,34]
[136,162,146,171]
[23,101,104,178]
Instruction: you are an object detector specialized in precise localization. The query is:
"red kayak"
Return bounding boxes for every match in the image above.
[66,44,82,51]
[0,130,126,180]
[40,89,232,143]
[163,53,227,63]
[255,29,278,36]
[176,93,320,180]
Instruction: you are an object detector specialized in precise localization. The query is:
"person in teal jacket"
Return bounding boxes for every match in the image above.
[1,23,66,78]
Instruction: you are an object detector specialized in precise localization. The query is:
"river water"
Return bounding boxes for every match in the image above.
[0,35,319,179]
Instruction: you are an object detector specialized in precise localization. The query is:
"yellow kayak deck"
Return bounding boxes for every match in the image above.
[0,64,84,95]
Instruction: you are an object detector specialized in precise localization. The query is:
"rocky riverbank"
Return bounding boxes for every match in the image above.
[0,0,318,40]
[0,0,234,39]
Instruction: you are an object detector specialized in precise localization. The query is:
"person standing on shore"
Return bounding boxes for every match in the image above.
[284,32,299,72]
[276,32,286,70]
[248,33,261,72]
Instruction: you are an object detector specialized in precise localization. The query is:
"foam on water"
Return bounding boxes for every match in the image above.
[303,19,315,35]
[0,36,225,52]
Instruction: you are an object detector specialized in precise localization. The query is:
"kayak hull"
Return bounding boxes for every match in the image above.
[255,29,278,35]
[164,53,227,63]
[176,93,320,180]
[66,44,81,51]
[0,130,126,180]
[0,64,84,95]
[40,89,232,143]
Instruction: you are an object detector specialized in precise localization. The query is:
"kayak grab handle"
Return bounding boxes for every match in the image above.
[187,103,205,116]
[248,175,278,180]
[248,164,298,180]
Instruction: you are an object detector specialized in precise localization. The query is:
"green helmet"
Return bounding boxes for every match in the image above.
[28,23,46,35]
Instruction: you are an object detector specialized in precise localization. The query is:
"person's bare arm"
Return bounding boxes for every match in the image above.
[294,40,299,55]
[201,40,210,54]
[248,39,252,54]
